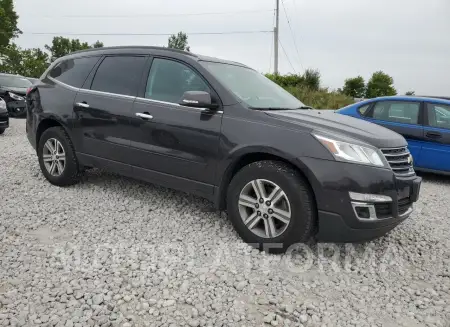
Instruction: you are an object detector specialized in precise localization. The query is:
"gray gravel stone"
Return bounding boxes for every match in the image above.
[235,281,248,291]
[92,294,104,306]
[0,119,449,327]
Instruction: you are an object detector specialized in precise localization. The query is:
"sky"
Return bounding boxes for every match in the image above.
[13,0,450,96]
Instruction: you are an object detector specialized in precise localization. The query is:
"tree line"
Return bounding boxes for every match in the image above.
[340,73,414,99]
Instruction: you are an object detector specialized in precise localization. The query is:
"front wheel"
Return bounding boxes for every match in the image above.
[0,128,5,135]
[227,160,316,253]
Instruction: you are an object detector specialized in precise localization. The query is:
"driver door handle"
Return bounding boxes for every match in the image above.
[426,131,442,139]
[136,112,153,120]
[75,102,90,108]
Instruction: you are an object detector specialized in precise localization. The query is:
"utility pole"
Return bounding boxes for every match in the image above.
[274,0,280,74]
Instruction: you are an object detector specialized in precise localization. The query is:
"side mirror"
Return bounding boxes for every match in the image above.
[179,91,218,110]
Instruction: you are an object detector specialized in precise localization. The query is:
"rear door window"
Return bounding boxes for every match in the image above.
[91,56,147,97]
[371,101,420,125]
[426,103,450,130]
[49,56,100,88]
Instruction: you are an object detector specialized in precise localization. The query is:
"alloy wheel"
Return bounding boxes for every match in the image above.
[42,138,66,177]
[238,179,292,238]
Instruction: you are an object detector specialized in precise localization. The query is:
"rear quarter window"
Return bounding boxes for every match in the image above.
[357,104,371,116]
[49,56,100,88]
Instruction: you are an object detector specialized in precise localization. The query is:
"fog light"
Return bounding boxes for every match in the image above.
[355,206,370,219]
[351,202,377,220]
[349,192,392,203]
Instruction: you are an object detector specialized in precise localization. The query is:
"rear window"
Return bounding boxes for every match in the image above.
[90,56,146,97]
[49,56,100,88]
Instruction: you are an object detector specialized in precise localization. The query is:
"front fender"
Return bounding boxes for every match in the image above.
[213,145,323,210]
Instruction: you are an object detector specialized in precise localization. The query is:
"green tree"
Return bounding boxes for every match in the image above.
[44,37,103,61]
[0,0,22,49]
[168,32,190,51]
[303,69,321,91]
[0,44,22,73]
[0,44,49,77]
[92,41,104,48]
[366,71,397,98]
[342,76,365,98]
[20,48,49,77]
[405,91,415,96]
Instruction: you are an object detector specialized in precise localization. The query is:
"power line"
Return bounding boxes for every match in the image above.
[279,39,296,74]
[281,0,304,71]
[44,9,274,18]
[23,30,274,37]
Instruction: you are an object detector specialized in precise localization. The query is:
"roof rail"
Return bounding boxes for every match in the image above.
[70,45,197,57]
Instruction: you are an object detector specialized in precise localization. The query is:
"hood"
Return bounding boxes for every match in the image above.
[266,109,407,149]
[0,86,27,96]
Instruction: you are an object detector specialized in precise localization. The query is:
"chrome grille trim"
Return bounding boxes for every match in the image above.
[381,146,415,176]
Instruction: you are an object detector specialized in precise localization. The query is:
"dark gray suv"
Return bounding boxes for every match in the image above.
[26,46,421,252]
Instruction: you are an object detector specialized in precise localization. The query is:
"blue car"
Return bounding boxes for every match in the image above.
[337,96,450,174]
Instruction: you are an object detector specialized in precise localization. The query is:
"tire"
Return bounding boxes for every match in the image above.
[0,128,4,135]
[37,127,81,186]
[227,160,316,253]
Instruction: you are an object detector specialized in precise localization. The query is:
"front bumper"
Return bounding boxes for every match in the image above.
[298,157,422,242]
[0,112,9,129]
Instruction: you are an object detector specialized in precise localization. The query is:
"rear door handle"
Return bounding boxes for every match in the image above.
[426,131,442,139]
[75,102,90,108]
[136,112,153,120]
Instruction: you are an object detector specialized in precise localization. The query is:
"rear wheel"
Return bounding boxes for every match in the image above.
[0,128,4,135]
[37,127,81,186]
[227,160,316,253]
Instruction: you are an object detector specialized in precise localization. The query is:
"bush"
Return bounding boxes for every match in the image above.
[266,70,353,109]
[286,86,354,109]
[265,73,305,88]
[265,69,321,91]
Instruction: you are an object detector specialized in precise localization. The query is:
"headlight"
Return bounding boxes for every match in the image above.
[0,99,6,112]
[314,134,385,167]
[8,92,24,101]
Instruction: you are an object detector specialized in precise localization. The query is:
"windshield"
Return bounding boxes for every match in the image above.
[201,61,306,110]
[0,75,32,88]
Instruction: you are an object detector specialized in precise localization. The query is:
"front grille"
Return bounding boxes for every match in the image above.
[381,147,415,176]
[375,197,412,218]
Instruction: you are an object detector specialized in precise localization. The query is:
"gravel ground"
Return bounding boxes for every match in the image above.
[0,119,449,327]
